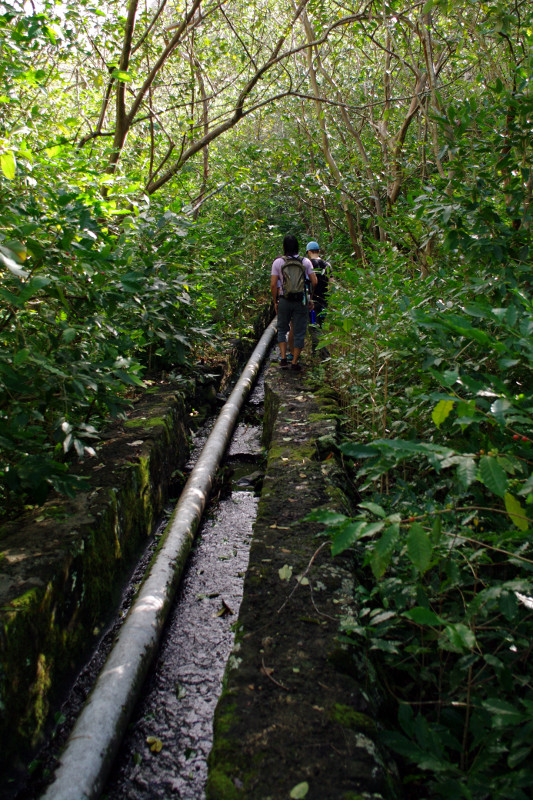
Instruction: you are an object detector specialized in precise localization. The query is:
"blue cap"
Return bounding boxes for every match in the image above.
[306,241,320,251]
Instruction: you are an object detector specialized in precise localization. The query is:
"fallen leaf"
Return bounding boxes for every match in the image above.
[146,736,163,753]
[215,599,234,617]
[278,564,293,581]
[290,782,309,798]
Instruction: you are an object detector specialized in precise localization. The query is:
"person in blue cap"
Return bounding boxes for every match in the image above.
[306,240,333,326]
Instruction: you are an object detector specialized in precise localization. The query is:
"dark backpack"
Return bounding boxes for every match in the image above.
[281,256,306,301]
[311,257,331,303]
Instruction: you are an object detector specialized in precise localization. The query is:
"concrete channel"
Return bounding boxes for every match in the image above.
[39,320,277,800]
[101,381,266,799]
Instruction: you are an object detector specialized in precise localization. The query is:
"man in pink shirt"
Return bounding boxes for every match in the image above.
[271,234,317,372]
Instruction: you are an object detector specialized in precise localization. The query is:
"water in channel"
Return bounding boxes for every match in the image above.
[101,375,266,800]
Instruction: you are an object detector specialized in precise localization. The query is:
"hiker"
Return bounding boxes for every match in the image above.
[271,234,317,372]
[306,240,333,326]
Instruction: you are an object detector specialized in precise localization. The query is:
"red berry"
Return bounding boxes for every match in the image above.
[522,436,528,442]
[408,516,415,522]
[513,434,520,440]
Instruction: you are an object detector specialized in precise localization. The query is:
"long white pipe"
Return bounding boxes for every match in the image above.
[41,318,277,800]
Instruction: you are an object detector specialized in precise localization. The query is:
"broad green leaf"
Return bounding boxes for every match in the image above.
[498,589,518,620]
[504,492,529,531]
[61,328,77,344]
[403,607,442,626]
[479,455,508,498]
[339,443,379,459]
[490,398,511,424]
[278,564,293,581]
[358,501,386,518]
[3,240,27,262]
[407,523,432,574]
[432,399,454,428]
[482,698,524,727]
[370,525,398,579]
[1,151,16,179]
[305,509,347,526]
[13,348,31,366]
[444,623,476,652]
[111,69,132,82]
[518,475,533,498]
[331,521,366,556]
[456,456,476,488]
[431,516,442,545]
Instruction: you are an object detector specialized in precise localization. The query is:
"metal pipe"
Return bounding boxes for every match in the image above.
[41,318,277,800]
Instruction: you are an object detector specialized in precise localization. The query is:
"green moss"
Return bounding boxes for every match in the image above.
[216,703,238,734]
[307,412,333,422]
[7,585,40,611]
[124,416,167,429]
[22,652,53,742]
[206,768,243,800]
[330,703,378,735]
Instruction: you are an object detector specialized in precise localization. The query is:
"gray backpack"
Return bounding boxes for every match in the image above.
[281,256,306,301]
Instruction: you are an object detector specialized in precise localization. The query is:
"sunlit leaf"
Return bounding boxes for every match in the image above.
[1,151,16,179]
[432,399,454,428]
[504,492,529,531]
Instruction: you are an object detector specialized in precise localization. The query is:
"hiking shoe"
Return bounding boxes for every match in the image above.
[280,358,288,368]
[291,362,302,372]
[287,353,293,361]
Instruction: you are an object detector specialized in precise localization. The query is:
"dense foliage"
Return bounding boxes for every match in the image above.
[1,0,532,794]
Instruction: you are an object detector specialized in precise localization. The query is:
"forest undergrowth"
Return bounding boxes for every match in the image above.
[310,218,533,799]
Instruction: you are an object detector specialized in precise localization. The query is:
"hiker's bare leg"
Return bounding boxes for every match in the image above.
[279,340,287,358]
[292,346,302,365]
[288,323,294,355]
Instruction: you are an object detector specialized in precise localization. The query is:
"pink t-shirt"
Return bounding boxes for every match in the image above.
[271,255,314,296]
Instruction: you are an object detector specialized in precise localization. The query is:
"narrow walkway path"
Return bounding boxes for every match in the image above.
[207,355,399,800]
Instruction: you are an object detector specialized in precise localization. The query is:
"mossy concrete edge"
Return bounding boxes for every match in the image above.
[0,389,190,775]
